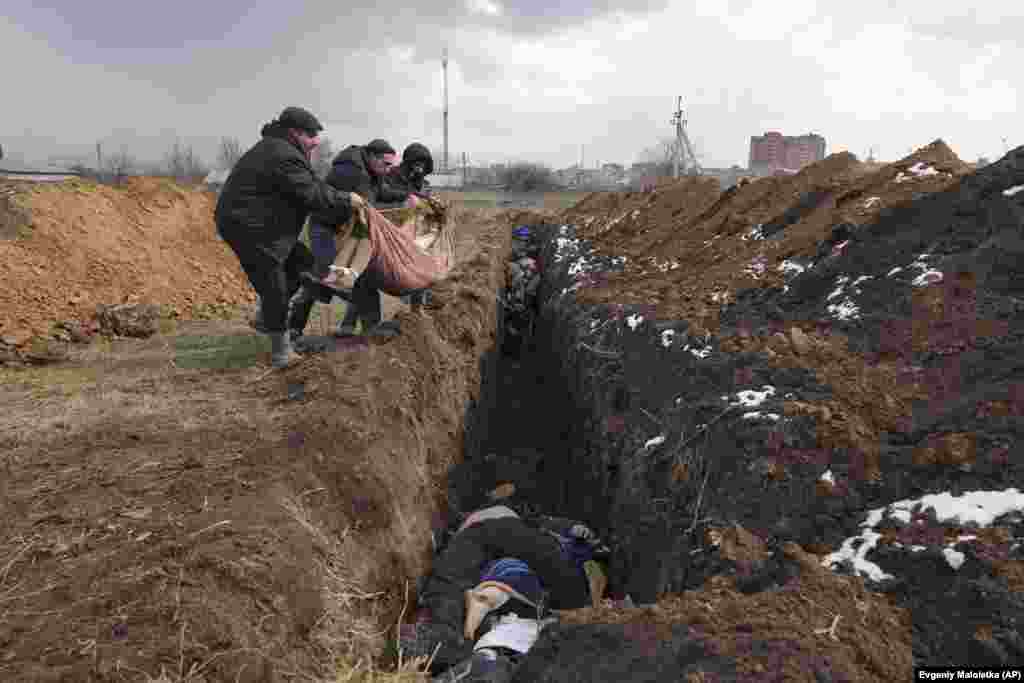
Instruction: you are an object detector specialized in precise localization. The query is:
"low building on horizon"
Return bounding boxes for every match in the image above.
[749,131,826,176]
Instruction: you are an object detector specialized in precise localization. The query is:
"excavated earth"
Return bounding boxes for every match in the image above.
[0,177,257,352]
[0,184,509,681]
[460,141,1023,681]
[4,142,1024,682]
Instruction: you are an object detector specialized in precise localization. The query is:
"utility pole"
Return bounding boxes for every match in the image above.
[96,142,102,171]
[442,49,449,174]
[462,151,467,187]
[672,97,682,178]
[671,96,702,177]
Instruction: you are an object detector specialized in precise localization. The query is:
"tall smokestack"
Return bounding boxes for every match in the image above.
[442,49,449,174]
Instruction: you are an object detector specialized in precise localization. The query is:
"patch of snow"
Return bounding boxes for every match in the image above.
[725,385,776,408]
[894,162,943,184]
[711,291,729,303]
[820,470,835,484]
[778,260,807,276]
[912,269,943,286]
[661,330,675,348]
[742,411,780,421]
[827,276,849,301]
[1004,184,1024,197]
[567,257,589,277]
[626,314,644,331]
[824,488,1024,581]
[741,224,765,241]
[826,528,892,581]
[631,209,640,218]
[682,343,713,359]
[831,240,850,256]
[862,197,881,208]
[887,266,903,277]
[644,435,666,450]
[827,299,860,321]
[853,275,873,286]
[943,548,966,570]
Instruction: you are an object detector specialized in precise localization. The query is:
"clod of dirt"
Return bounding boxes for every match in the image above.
[95,302,162,338]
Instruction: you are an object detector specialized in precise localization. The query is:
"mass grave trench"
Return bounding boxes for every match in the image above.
[448,152,1024,674]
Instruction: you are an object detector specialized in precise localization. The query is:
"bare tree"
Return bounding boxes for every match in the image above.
[312,137,334,178]
[164,140,209,182]
[216,137,244,170]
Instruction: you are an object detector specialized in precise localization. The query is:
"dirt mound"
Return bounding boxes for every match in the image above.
[0,177,255,347]
[567,141,970,337]
[518,140,1023,672]
[535,543,911,682]
[0,217,508,681]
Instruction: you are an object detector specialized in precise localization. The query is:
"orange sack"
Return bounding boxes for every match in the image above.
[360,202,456,296]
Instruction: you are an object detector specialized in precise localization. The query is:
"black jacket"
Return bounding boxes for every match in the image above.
[381,164,432,203]
[324,145,405,204]
[310,145,405,222]
[215,123,350,260]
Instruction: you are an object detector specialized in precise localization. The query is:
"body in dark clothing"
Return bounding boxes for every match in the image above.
[412,511,599,673]
[215,117,350,334]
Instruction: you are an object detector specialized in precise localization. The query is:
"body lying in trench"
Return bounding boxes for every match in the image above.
[401,492,611,680]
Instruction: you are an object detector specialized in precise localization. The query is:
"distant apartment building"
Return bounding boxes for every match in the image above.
[749,132,826,176]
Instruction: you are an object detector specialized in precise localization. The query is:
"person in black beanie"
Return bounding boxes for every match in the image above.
[215,106,352,369]
[380,142,435,204]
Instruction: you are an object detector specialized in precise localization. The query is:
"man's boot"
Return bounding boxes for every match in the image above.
[249,298,268,333]
[287,284,317,338]
[270,331,302,369]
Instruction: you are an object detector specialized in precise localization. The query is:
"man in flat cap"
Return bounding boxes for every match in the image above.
[215,106,353,369]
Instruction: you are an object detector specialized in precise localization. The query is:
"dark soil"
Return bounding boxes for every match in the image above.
[455,142,1024,680]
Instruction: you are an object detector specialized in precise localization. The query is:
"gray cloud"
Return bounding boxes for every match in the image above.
[2,1,1019,171]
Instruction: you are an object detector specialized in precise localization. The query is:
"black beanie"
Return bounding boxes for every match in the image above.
[278,107,323,134]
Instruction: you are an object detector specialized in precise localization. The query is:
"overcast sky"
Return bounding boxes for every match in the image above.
[2,1,1020,171]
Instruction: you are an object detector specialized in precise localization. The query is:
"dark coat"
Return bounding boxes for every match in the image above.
[215,123,350,261]
[381,164,432,201]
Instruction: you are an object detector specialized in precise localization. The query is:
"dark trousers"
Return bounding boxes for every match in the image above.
[343,269,430,328]
[346,268,385,327]
[308,220,338,277]
[220,229,314,333]
[420,517,589,641]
